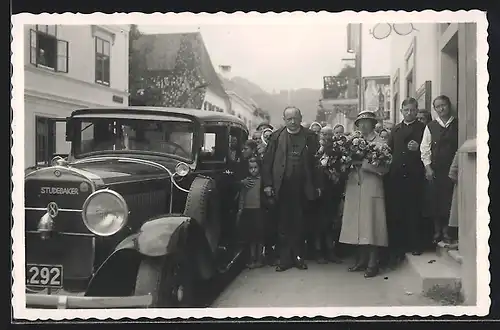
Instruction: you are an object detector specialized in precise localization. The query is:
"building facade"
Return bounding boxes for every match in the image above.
[24,24,130,168]
[202,87,231,114]
[226,91,259,130]
[388,23,478,304]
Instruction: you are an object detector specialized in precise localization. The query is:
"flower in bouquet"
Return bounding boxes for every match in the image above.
[343,131,369,167]
[316,133,350,182]
[365,142,393,168]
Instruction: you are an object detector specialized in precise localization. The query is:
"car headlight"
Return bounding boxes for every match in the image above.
[175,162,190,177]
[82,189,128,236]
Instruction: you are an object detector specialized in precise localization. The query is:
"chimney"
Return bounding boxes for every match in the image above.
[219,65,232,80]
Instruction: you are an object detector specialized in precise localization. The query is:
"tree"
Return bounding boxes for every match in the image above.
[129,29,208,108]
[129,25,163,106]
[337,65,357,79]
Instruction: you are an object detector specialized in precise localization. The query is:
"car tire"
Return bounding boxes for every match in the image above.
[134,256,195,308]
[184,176,220,253]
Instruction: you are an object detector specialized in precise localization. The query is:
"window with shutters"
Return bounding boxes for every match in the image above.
[95,37,111,86]
[29,25,69,73]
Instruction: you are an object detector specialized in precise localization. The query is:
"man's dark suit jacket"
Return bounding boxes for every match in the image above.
[261,126,323,201]
[388,120,426,179]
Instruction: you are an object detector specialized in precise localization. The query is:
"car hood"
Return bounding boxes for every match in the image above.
[69,157,177,185]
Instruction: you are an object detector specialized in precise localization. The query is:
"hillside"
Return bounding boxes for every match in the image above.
[220,76,321,125]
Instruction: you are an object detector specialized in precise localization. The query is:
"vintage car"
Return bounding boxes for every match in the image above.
[25,106,250,308]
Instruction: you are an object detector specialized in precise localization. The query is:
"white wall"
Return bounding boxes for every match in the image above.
[24,24,130,100]
[24,24,130,167]
[203,87,229,113]
[389,23,440,123]
[229,94,255,129]
[362,24,392,77]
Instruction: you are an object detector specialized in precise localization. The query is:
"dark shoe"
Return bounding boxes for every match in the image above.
[364,267,379,278]
[326,253,343,264]
[432,233,442,245]
[296,261,308,270]
[411,250,423,256]
[442,236,453,245]
[275,264,292,272]
[348,263,367,272]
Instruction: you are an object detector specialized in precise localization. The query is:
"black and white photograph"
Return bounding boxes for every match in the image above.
[11,11,489,320]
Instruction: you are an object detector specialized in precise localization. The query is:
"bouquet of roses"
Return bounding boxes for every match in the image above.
[316,134,350,182]
[365,142,393,168]
[342,130,370,169]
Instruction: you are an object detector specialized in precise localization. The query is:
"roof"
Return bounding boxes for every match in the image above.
[70,106,247,127]
[132,32,229,100]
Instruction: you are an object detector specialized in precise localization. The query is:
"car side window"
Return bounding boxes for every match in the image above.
[200,125,227,162]
[228,126,247,163]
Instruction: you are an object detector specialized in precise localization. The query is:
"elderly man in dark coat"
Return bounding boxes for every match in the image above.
[386,97,426,265]
[261,106,323,272]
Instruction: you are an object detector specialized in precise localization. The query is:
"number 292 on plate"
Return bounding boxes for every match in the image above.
[26,264,63,288]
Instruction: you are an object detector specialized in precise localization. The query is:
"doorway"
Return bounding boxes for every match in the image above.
[440,32,459,115]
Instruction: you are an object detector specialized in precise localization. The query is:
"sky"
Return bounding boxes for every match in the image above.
[139,23,391,93]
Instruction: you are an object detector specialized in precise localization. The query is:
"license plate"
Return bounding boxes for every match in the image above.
[26,264,63,288]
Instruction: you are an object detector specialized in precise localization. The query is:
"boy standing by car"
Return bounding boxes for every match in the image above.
[237,157,265,269]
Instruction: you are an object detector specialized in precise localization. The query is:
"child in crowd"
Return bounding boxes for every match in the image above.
[235,139,258,180]
[237,157,265,268]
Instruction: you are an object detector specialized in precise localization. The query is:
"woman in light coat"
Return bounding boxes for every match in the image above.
[339,111,390,278]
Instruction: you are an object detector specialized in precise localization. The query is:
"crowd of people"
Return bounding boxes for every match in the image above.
[233,95,459,278]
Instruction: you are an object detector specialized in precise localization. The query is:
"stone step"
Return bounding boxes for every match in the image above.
[405,252,462,298]
[436,241,463,265]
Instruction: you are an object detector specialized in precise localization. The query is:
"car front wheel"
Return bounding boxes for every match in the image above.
[134,256,195,308]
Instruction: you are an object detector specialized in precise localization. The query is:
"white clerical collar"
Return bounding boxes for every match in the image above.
[403,120,416,125]
[287,127,301,135]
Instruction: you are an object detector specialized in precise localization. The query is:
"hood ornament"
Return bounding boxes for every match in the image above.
[38,202,58,239]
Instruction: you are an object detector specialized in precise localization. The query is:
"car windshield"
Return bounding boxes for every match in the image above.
[73,118,195,161]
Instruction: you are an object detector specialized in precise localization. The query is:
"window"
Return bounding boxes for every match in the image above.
[406,71,414,98]
[29,25,68,72]
[200,125,228,162]
[74,118,195,160]
[392,69,400,123]
[35,117,70,166]
[404,38,416,98]
[95,37,110,85]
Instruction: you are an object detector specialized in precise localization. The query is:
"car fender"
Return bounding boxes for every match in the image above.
[87,215,215,296]
[134,215,216,280]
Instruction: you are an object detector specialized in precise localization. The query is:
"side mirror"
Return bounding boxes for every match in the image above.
[65,118,74,141]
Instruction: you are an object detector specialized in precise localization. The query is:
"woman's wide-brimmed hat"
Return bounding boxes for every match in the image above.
[354,110,378,126]
[256,122,274,131]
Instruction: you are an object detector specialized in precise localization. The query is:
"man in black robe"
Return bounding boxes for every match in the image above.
[386,97,426,265]
[261,107,323,272]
